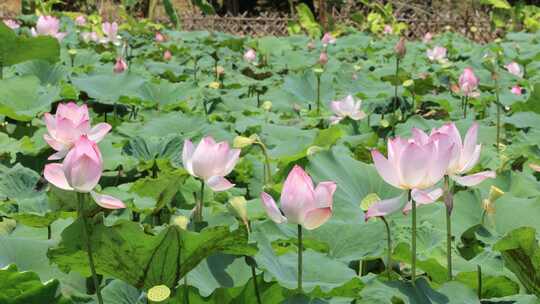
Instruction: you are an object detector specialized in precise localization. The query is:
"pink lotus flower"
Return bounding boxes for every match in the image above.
[426,46,447,62]
[164,50,172,61]
[3,19,20,30]
[505,62,523,78]
[329,95,366,125]
[81,31,99,43]
[321,32,336,46]
[425,123,495,187]
[31,16,67,41]
[182,136,241,191]
[44,136,125,209]
[422,32,433,43]
[43,102,111,160]
[511,85,522,95]
[318,52,328,65]
[459,67,479,97]
[307,41,315,50]
[260,165,336,230]
[383,25,393,35]
[244,49,256,62]
[113,57,127,73]
[530,163,540,172]
[367,130,453,219]
[155,32,166,42]
[75,15,86,26]
[101,21,120,44]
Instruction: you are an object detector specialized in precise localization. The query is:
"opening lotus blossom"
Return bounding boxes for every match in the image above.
[505,62,523,78]
[260,165,336,230]
[329,95,366,125]
[459,67,479,97]
[31,16,67,40]
[426,46,447,62]
[101,21,120,44]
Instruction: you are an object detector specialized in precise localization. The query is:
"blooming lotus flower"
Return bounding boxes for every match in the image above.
[75,15,86,26]
[164,50,172,61]
[511,85,522,95]
[329,95,366,125]
[383,25,393,35]
[426,46,447,62]
[3,19,20,30]
[244,49,256,62]
[459,67,479,97]
[505,62,523,78]
[318,52,328,65]
[260,165,336,230]
[31,16,66,40]
[81,31,99,43]
[423,32,433,43]
[321,32,336,46]
[44,102,111,160]
[182,136,241,191]
[155,32,166,42]
[430,122,495,187]
[113,57,127,73]
[44,136,125,209]
[101,21,120,44]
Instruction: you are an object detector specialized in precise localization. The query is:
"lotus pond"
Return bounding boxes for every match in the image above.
[1,16,540,304]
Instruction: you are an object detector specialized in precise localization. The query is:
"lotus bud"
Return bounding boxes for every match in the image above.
[148,285,171,302]
[262,101,272,111]
[233,135,256,148]
[394,37,407,59]
[318,52,329,66]
[171,215,189,230]
[163,50,172,61]
[229,196,249,230]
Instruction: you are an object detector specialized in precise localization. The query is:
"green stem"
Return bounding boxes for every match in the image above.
[47,225,52,240]
[394,58,400,102]
[463,96,469,119]
[445,176,453,281]
[250,263,263,304]
[495,75,501,152]
[257,142,272,186]
[77,193,103,304]
[316,74,321,115]
[196,182,205,224]
[183,276,189,304]
[297,224,303,293]
[410,189,417,286]
[381,216,392,280]
[477,265,482,299]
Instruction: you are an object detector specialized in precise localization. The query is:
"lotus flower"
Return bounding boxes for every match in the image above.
[155,32,165,42]
[511,85,522,95]
[394,37,407,58]
[307,41,315,50]
[321,32,336,46]
[182,136,241,191]
[383,25,393,35]
[260,165,336,230]
[164,50,172,61]
[75,15,86,26]
[44,102,111,160]
[431,122,495,187]
[101,21,119,44]
[318,52,328,65]
[329,95,366,125]
[81,31,99,43]
[3,19,20,30]
[459,67,479,97]
[423,32,433,43]
[505,62,523,77]
[44,136,125,209]
[426,46,447,62]
[530,163,540,172]
[367,129,453,218]
[244,49,256,62]
[113,57,127,73]
[31,16,66,40]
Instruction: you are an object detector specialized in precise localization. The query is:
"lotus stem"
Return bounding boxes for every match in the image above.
[196,182,205,225]
[463,96,469,119]
[410,189,417,286]
[495,74,501,152]
[394,58,400,103]
[297,224,303,293]
[477,265,482,299]
[251,262,263,304]
[381,216,392,280]
[47,225,52,240]
[316,73,321,115]
[256,141,272,187]
[445,176,453,280]
[77,193,103,304]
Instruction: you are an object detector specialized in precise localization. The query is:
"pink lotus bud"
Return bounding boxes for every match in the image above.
[426,46,447,62]
[101,21,119,44]
[155,32,166,42]
[182,136,240,192]
[43,102,111,160]
[321,32,336,46]
[163,50,172,61]
[430,122,495,187]
[422,32,433,43]
[511,85,522,95]
[81,31,99,43]
[318,52,328,65]
[260,165,336,230]
[75,15,86,26]
[329,95,366,125]
[3,19,20,30]
[244,49,256,62]
[383,25,393,35]
[394,37,407,58]
[31,16,66,41]
[44,136,124,209]
[113,57,128,73]
[307,41,315,50]
[459,67,479,97]
[505,62,523,77]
